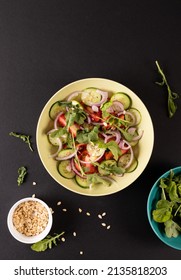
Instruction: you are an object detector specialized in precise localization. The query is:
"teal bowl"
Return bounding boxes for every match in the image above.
[147,166,181,250]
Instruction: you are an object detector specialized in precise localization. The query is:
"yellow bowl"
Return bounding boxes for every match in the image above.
[36,78,154,196]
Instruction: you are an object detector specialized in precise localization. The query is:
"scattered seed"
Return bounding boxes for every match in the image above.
[32,182,37,186]
[86,212,91,216]
[57,201,61,206]
[73,232,77,237]
[101,223,106,227]
[78,208,82,213]
[62,208,67,212]
[107,225,111,230]
[61,237,65,242]
[80,251,83,255]
[32,194,35,198]
[49,207,54,214]
[98,214,102,219]
[102,212,106,217]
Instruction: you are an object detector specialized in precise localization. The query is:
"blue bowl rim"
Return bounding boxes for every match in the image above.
[147,166,181,250]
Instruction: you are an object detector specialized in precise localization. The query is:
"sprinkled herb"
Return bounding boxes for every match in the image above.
[17,166,27,186]
[155,60,179,118]
[9,132,33,151]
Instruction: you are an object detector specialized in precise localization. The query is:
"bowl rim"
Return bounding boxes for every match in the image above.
[7,197,53,244]
[147,166,181,250]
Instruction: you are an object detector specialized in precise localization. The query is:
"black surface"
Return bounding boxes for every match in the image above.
[0,0,181,260]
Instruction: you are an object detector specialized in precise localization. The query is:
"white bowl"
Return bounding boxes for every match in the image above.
[7,197,53,244]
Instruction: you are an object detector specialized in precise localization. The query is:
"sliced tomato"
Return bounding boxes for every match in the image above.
[84,106,102,122]
[104,151,114,160]
[58,114,80,137]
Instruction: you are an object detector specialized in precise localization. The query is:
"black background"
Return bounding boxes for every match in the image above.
[0,0,181,260]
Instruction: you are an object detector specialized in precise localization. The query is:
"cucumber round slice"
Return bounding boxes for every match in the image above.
[75,175,89,188]
[126,108,142,125]
[110,92,132,109]
[126,157,138,173]
[49,101,66,120]
[47,133,60,146]
[118,153,131,168]
[118,153,138,172]
[57,149,75,160]
[57,160,75,179]
[81,87,101,105]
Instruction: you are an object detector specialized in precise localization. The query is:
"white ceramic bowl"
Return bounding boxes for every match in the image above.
[7,197,53,244]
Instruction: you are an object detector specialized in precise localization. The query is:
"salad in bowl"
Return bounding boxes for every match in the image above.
[36,78,154,196]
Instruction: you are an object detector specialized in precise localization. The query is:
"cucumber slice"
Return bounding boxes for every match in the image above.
[47,133,60,146]
[110,92,132,109]
[126,157,138,173]
[57,149,75,160]
[81,87,102,105]
[126,108,142,125]
[57,160,75,179]
[75,175,89,188]
[49,101,67,120]
[118,153,138,172]
[118,153,131,168]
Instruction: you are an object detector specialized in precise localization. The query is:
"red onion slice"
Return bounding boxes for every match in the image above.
[54,111,64,129]
[70,158,87,178]
[66,91,82,101]
[56,150,76,161]
[49,138,63,158]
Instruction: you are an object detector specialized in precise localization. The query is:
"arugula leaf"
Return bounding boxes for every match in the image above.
[65,104,87,127]
[76,126,99,143]
[31,232,65,252]
[98,141,121,160]
[155,60,179,118]
[9,132,33,151]
[86,174,112,187]
[17,166,27,186]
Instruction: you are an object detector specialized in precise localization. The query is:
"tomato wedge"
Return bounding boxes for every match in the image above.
[58,114,80,137]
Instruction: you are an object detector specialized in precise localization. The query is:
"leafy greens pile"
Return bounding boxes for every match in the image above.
[152,170,181,238]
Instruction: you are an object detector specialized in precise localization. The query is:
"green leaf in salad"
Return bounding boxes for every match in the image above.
[164,219,181,238]
[86,173,112,187]
[9,132,33,151]
[98,141,122,161]
[17,166,27,186]
[152,170,181,237]
[76,126,99,143]
[155,60,179,118]
[31,232,65,252]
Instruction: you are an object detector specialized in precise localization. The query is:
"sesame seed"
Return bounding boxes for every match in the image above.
[102,212,106,216]
[32,194,35,198]
[49,207,54,214]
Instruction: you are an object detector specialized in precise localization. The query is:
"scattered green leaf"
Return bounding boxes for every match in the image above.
[155,60,179,118]
[31,232,65,252]
[9,132,33,151]
[17,166,27,186]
